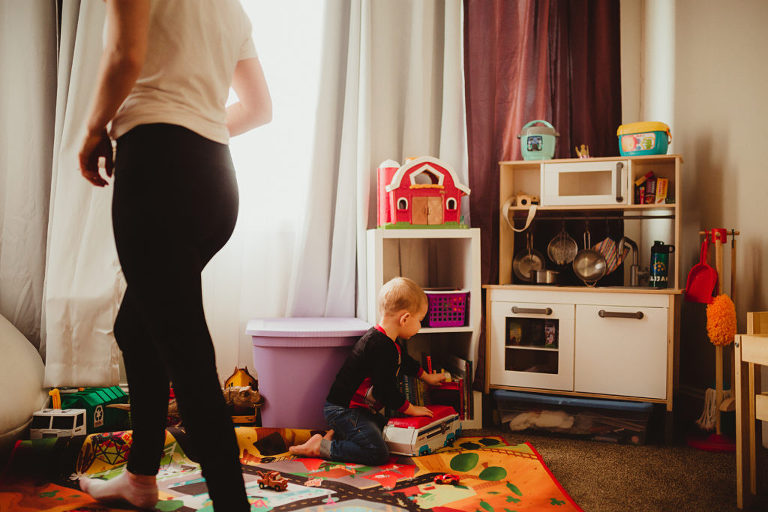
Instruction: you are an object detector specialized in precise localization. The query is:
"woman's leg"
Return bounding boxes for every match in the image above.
[116,289,171,473]
[110,124,247,510]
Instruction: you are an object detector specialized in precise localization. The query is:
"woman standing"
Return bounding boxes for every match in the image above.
[77,1,271,510]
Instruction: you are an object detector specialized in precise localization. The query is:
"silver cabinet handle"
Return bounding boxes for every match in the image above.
[512,306,553,315]
[598,309,644,319]
[615,162,624,203]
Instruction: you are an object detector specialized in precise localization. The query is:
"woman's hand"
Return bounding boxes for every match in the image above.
[78,129,113,187]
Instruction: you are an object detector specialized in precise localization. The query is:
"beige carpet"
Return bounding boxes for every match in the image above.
[468,427,768,512]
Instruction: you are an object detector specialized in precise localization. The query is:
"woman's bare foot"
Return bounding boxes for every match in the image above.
[79,469,158,509]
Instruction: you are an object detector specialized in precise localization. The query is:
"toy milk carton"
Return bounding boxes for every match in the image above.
[382,405,461,456]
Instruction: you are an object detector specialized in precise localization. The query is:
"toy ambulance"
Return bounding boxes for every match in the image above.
[29,408,87,439]
[383,405,461,456]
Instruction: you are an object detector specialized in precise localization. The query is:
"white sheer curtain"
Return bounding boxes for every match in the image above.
[43,1,124,387]
[0,1,57,350]
[36,0,465,386]
[41,1,324,385]
[201,1,323,379]
[286,0,467,320]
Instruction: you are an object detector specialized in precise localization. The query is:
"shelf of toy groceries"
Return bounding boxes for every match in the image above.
[499,154,684,166]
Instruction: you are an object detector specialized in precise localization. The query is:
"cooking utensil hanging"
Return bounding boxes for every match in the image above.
[512,231,545,282]
[547,221,578,265]
[591,220,626,275]
[572,224,607,287]
[684,231,718,303]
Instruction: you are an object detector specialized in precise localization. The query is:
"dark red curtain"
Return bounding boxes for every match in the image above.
[464,0,621,286]
[464,0,621,389]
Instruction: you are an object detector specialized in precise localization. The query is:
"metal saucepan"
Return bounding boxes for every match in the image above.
[512,232,544,282]
[535,269,559,285]
[572,227,607,287]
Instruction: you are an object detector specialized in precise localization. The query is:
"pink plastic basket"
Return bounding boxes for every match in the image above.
[425,290,468,327]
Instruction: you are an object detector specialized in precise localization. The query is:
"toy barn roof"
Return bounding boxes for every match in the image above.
[385,156,470,195]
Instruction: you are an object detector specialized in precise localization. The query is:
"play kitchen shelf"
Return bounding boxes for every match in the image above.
[366,228,482,428]
[487,156,683,429]
[499,155,682,289]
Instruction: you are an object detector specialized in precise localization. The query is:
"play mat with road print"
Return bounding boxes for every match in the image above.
[1,427,582,511]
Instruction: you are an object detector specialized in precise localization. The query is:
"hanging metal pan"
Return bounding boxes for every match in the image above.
[512,232,545,282]
[572,227,607,286]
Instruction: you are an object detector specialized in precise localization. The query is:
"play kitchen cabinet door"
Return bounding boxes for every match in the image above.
[490,301,575,391]
[573,304,668,399]
[541,160,630,206]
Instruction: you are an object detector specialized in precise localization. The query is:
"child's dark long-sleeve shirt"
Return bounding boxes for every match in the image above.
[326,326,424,413]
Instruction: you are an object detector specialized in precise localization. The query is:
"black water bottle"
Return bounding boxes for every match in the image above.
[650,241,675,288]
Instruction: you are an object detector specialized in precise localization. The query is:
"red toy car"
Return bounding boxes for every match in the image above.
[434,473,460,485]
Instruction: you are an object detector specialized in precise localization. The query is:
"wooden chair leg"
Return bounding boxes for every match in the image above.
[736,336,749,508]
[749,362,757,495]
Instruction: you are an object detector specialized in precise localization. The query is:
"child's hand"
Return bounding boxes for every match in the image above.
[421,371,447,386]
[404,404,434,418]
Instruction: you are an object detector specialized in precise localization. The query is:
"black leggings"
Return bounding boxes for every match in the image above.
[112,124,248,510]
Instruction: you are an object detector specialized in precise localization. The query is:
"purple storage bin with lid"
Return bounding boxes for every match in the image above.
[246,317,371,429]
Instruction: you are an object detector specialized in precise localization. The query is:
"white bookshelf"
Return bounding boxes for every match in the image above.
[366,228,482,428]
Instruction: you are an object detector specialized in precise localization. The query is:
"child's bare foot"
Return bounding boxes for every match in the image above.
[289,433,324,457]
[79,469,158,509]
[323,429,334,441]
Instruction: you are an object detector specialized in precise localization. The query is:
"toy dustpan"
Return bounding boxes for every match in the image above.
[684,236,717,303]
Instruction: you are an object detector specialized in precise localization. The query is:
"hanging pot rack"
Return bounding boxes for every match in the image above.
[511,212,676,221]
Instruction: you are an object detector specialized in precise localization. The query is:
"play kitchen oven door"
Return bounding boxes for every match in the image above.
[541,159,630,206]
[490,301,574,391]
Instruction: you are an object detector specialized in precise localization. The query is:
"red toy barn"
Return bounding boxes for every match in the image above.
[377,156,470,228]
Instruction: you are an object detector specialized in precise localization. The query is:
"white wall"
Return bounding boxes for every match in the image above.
[622,0,768,437]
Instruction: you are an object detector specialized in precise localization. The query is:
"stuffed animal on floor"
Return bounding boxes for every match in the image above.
[108,385,263,427]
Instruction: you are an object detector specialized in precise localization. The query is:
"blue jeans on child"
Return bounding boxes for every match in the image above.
[321,402,390,466]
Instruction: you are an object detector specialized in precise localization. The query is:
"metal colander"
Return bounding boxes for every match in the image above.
[547,223,578,266]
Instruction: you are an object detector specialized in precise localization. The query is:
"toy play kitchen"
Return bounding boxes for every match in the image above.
[488,154,683,441]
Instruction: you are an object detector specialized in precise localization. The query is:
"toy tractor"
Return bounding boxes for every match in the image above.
[257,470,288,492]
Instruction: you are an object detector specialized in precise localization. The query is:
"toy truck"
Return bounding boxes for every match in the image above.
[29,408,87,439]
[256,471,288,491]
[383,404,461,456]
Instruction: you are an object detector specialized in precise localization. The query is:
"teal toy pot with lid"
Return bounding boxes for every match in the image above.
[518,120,559,160]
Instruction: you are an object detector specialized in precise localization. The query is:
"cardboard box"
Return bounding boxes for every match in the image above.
[655,177,668,204]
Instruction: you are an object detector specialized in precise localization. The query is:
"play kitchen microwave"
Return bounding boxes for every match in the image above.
[541,159,630,206]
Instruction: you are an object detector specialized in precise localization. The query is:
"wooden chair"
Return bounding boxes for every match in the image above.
[736,311,768,508]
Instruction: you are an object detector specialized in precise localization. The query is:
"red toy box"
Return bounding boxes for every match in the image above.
[382,405,461,456]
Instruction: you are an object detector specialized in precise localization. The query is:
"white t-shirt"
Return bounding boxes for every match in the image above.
[109,0,257,144]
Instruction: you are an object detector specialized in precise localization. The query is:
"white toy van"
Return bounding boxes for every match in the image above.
[29,408,87,439]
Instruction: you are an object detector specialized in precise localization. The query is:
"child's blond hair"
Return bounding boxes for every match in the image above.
[377,277,427,317]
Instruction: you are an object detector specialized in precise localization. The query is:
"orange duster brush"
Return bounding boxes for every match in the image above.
[706,294,737,346]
